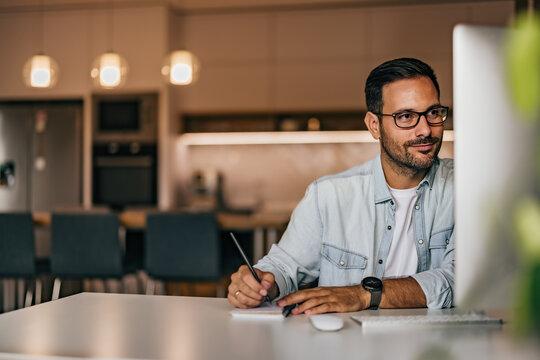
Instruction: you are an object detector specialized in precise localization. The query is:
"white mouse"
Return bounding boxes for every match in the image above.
[309,315,344,331]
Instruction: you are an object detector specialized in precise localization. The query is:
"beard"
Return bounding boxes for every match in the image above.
[379,124,442,173]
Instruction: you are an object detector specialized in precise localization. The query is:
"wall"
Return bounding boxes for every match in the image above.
[172,1,513,208]
[178,141,454,211]
[173,1,513,112]
[0,6,167,98]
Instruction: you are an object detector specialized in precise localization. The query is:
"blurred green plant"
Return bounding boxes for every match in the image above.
[506,11,540,337]
[506,13,540,120]
[513,198,540,335]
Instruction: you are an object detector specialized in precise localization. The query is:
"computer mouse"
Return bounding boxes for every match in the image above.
[309,315,344,331]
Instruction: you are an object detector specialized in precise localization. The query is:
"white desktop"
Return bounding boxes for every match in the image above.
[453,24,539,310]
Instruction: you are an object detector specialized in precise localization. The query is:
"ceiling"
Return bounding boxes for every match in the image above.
[0,0,513,14]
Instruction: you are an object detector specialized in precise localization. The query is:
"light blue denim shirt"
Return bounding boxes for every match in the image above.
[255,155,454,309]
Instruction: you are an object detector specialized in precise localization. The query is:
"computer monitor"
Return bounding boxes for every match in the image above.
[453,24,539,309]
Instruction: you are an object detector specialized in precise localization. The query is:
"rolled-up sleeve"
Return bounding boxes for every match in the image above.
[411,232,455,308]
[254,182,323,299]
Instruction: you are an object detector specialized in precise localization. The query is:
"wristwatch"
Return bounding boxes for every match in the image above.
[361,277,383,309]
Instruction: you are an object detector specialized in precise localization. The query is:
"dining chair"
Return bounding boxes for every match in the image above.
[0,213,44,312]
[144,212,227,297]
[50,213,123,300]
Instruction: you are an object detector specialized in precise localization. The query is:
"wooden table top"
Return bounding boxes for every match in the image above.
[32,210,291,230]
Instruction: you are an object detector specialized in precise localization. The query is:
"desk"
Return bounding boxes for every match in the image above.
[0,293,538,360]
[33,211,291,261]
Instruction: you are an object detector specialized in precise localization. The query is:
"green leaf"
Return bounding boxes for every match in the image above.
[514,197,540,261]
[505,13,540,121]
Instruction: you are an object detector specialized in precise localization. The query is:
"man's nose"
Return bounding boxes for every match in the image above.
[415,114,432,137]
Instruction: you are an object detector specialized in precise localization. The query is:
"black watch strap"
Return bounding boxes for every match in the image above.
[362,276,383,310]
[369,289,382,309]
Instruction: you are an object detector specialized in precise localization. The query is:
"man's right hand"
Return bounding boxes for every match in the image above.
[227,265,278,308]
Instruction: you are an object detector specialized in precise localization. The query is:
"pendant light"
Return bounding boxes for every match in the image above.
[90,0,128,89]
[91,52,128,89]
[161,50,200,85]
[22,0,59,89]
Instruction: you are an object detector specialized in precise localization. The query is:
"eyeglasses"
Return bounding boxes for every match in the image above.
[374,106,449,129]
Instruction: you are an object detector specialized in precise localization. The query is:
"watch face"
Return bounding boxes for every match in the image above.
[362,277,382,290]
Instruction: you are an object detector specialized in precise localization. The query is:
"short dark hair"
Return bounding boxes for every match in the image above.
[365,58,440,114]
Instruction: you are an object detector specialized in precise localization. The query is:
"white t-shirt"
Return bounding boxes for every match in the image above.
[384,186,419,278]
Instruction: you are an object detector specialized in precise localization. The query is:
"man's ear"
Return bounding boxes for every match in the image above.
[364,112,381,140]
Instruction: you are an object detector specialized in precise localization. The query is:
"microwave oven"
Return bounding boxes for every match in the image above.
[93,93,157,142]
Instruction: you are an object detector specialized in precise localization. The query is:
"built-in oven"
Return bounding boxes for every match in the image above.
[92,142,157,210]
[92,93,158,210]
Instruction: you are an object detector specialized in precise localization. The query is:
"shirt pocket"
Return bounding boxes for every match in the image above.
[319,244,368,286]
[428,228,452,268]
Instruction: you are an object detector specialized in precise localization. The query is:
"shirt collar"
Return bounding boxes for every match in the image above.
[373,154,439,204]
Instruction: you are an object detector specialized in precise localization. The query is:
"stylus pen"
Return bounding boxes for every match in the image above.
[229,232,271,303]
[282,304,297,318]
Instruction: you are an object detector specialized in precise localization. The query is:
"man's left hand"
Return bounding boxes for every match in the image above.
[277,285,370,315]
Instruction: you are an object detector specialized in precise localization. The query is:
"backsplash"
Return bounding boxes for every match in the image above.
[175,140,454,211]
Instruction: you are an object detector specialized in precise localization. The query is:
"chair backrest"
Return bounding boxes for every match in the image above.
[145,212,221,280]
[51,213,122,278]
[0,213,36,277]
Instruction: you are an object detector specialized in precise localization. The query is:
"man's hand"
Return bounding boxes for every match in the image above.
[227,265,279,309]
[277,285,370,315]
[276,277,427,315]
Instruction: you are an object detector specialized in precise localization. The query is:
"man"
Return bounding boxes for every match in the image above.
[228,58,454,315]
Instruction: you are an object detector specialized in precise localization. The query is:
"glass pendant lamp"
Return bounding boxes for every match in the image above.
[90,52,128,89]
[161,50,200,85]
[91,0,128,89]
[22,53,59,88]
[22,0,59,89]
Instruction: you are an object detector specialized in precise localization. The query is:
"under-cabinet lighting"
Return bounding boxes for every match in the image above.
[179,131,454,146]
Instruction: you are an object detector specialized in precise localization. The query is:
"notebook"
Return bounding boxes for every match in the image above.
[230,303,285,319]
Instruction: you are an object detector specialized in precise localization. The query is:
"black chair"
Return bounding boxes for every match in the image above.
[145,212,226,296]
[50,213,123,300]
[0,213,43,312]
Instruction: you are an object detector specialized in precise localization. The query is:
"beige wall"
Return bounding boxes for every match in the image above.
[173,1,513,112]
[0,6,167,98]
[172,1,512,208]
[176,141,455,211]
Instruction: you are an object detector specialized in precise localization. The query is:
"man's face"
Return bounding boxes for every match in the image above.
[378,76,444,172]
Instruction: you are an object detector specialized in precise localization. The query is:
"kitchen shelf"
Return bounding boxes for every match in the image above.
[180,111,369,133]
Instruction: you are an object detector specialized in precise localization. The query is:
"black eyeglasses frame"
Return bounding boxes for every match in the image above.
[373,105,449,129]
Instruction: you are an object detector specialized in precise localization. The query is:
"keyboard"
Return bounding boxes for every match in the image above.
[351,313,502,328]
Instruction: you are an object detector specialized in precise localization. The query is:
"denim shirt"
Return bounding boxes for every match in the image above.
[255,155,454,309]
